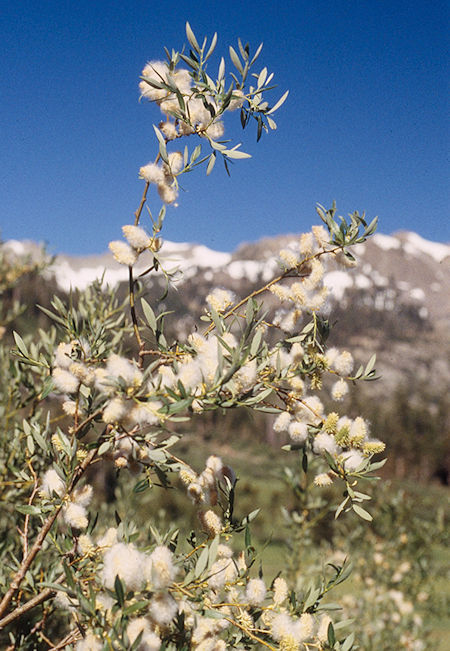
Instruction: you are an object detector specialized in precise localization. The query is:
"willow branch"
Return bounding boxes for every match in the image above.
[0,445,99,623]
[134,181,150,226]
[204,245,342,336]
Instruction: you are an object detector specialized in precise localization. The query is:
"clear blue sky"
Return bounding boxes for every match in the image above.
[1,0,448,255]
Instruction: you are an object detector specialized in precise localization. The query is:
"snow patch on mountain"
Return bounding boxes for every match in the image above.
[372,234,401,251]
[401,232,449,263]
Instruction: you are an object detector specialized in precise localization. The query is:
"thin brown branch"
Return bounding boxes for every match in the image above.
[72,408,103,437]
[134,181,150,226]
[0,572,66,630]
[0,587,54,629]
[47,628,80,650]
[0,445,98,624]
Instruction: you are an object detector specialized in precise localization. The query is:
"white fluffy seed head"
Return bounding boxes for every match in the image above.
[167,151,183,174]
[52,368,80,394]
[199,510,222,537]
[157,182,178,204]
[122,225,151,250]
[228,89,245,111]
[102,397,128,424]
[102,543,145,592]
[75,631,102,651]
[54,341,75,369]
[139,162,166,185]
[313,432,340,457]
[109,241,138,266]
[160,121,178,140]
[273,577,288,605]
[148,545,176,589]
[288,421,308,443]
[41,469,65,498]
[342,449,366,472]
[331,378,349,401]
[106,354,143,387]
[148,592,178,626]
[245,578,266,605]
[314,472,333,486]
[206,288,234,313]
[62,502,88,530]
[273,411,292,433]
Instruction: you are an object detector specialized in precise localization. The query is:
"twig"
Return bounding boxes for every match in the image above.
[0,445,99,624]
[134,181,150,226]
[203,246,342,336]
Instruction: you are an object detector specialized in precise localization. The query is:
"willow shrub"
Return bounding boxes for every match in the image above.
[0,22,420,651]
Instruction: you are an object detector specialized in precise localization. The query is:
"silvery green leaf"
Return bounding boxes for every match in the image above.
[186,22,201,53]
[206,152,216,175]
[342,632,355,651]
[257,67,268,88]
[152,124,165,146]
[210,140,227,151]
[250,42,264,66]
[218,57,225,81]
[267,90,289,115]
[141,298,157,333]
[229,46,244,75]
[205,32,218,61]
[98,441,112,456]
[304,586,321,609]
[224,148,251,159]
[335,496,350,519]
[13,331,28,357]
[352,503,373,521]
[195,545,209,578]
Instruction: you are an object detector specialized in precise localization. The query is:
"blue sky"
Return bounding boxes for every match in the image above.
[1,0,448,255]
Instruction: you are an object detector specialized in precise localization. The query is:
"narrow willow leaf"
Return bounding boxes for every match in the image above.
[258,67,268,87]
[123,600,150,616]
[152,124,165,146]
[186,22,201,54]
[352,503,373,521]
[32,429,48,452]
[208,535,220,567]
[158,141,169,164]
[206,152,216,175]
[16,505,41,515]
[114,575,125,607]
[365,353,377,375]
[27,435,35,455]
[267,90,289,115]
[40,376,55,399]
[210,140,227,151]
[368,458,387,471]
[327,622,336,646]
[98,440,112,456]
[205,32,217,61]
[13,331,28,357]
[218,57,225,81]
[229,46,244,75]
[141,298,157,333]
[335,496,349,519]
[225,148,251,159]
[304,586,320,609]
[190,144,202,162]
[195,545,209,578]
[250,42,264,66]
[342,632,356,651]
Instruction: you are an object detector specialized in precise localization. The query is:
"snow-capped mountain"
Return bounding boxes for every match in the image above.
[5,230,448,332]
